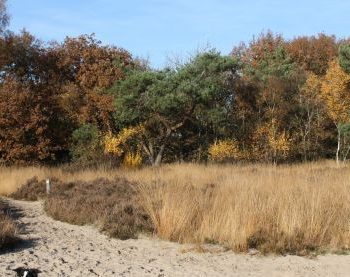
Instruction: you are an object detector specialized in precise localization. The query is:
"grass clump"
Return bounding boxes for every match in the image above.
[0,200,18,250]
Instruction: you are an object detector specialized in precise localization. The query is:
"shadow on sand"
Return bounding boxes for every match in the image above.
[0,198,39,255]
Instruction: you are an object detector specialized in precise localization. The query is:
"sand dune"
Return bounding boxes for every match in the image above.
[1,199,350,277]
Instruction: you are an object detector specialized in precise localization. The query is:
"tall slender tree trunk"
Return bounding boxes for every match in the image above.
[336,126,341,164]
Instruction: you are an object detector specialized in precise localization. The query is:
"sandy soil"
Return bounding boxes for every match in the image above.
[1,199,350,277]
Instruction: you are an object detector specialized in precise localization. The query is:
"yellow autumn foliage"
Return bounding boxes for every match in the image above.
[123,151,142,168]
[104,132,123,156]
[268,130,291,158]
[302,72,322,99]
[321,60,350,124]
[252,119,291,161]
[208,139,241,162]
[103,125,144,156]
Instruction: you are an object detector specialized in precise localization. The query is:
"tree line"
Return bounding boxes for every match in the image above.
[0,0,350,166]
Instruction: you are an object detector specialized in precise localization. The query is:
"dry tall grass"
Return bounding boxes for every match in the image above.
[2,161,350,254]
[0,200,18,249]
[134,162,350,254]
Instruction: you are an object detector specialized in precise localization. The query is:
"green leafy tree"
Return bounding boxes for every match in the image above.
[339,44,350,74]
[111,51,240,165]
[70,124,104,166]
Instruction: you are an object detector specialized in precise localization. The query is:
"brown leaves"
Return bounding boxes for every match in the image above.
[0,78,56,164]
[0,33,134,164]
[55,35,132,90]
[286,34,338,75]
[54,34,133,131]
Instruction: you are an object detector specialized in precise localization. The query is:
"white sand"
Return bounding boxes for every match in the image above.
[1,199,350,277]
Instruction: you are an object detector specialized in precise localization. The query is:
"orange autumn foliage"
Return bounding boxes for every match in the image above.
[321,60,350,124]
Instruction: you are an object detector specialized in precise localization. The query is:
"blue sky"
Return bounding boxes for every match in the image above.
[8,0,350,68]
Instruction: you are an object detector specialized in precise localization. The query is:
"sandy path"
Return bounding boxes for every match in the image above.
[1,200,350,277]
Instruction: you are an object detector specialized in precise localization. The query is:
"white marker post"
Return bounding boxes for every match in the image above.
[46,178,51,194]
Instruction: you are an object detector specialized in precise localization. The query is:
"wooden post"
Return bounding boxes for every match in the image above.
[46,178,51,194]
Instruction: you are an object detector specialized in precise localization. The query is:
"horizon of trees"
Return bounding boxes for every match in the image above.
[1,0,350,166]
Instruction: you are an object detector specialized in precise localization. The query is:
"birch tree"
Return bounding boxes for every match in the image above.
[321,60,350,162]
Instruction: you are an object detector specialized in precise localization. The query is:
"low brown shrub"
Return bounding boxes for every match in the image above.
[10,176,153,239]
[10,177,60,201]
[43,178,153,240]
[0,200,18,249]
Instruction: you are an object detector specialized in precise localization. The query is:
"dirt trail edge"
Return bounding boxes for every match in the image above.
[1,199,350,277]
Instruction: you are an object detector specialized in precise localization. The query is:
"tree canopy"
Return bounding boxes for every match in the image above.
[109,51,240,165]
[0,0,349,166]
